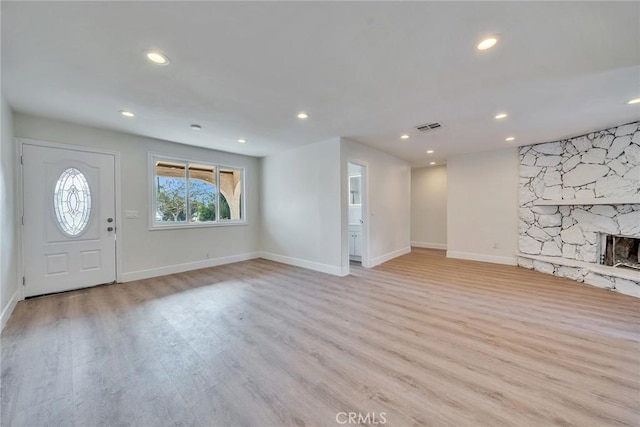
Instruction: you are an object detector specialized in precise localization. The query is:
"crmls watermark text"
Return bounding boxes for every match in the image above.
[336,412,387,425]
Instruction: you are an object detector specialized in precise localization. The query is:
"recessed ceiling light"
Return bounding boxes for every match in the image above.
[145,50,169,65]
[477,37,498,51]
[400,134,409,139]
[430,162,436,165]
[120,110,135,118]
[238,139,247,144]
[297,112,308,119]
[505,137,515,142]
[426,150,434,154]
[627,98,640,105]
[494,113,508,120]
[190,124,202,130]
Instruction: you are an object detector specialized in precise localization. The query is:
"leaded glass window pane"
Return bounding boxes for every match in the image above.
[53,168,92,236]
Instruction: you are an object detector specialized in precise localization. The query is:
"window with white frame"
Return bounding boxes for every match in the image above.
[151,155,245,227]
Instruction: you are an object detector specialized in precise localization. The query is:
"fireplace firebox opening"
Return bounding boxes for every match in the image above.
[600,234,640,270]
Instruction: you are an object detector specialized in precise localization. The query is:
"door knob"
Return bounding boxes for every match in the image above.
[107,227,114,232]
[107,218,113,223]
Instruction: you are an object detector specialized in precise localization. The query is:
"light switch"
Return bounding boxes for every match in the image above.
[125,210,139,219]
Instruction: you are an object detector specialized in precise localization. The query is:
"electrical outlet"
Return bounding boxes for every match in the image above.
[125,210,139,219]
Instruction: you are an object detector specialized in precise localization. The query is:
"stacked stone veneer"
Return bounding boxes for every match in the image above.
[518,121,640,297]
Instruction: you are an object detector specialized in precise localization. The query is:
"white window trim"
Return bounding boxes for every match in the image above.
[148,152,247,230]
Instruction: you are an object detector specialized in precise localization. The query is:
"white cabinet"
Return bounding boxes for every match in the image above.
[349,232,361,258]
[349,225,362,260]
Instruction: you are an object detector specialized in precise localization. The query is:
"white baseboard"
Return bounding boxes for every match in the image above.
[1,287,20,331]
[447,251,517,266]
[258,252,348,277]
[370,246,412,268]
[411,241,447,250]
[121,252,261,282]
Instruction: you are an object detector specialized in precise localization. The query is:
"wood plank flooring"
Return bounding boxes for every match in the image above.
[2,248,639,426]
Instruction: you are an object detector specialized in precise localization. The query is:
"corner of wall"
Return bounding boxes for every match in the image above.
[369,246,412,267]
[1,94,21,330]
[1,288,20,331]
[446,250,517,266]
[258,251,348,277]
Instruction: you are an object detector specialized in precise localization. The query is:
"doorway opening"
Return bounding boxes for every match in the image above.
[348,162,365,267]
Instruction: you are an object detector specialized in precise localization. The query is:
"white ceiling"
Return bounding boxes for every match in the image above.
[2,1,639,167]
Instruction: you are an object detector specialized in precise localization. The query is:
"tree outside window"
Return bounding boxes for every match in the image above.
[153,158,244,227]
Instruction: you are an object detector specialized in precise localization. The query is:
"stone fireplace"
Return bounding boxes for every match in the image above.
[517,121,640,298]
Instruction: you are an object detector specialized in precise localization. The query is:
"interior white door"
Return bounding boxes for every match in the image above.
[22,143,116,297]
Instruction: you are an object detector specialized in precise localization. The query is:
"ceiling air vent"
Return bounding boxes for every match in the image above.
[416,122,443,132]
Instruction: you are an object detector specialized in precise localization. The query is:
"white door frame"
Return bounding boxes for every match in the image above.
[18,138,123,298]
[346,160,370,271]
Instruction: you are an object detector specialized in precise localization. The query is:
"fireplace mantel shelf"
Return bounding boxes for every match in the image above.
[518,254,640,282]
[533,196,640,206]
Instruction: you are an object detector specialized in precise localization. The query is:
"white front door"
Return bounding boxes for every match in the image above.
[22,143,117,297]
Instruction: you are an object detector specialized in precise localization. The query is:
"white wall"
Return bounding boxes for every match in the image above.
[447,147,519,265]
[411,165,447,249]
[13,113,260,281]
[260,138,344,275]
[341,138,411,269]
[1,95,19,328]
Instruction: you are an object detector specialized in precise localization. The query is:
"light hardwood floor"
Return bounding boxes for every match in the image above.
[2,248,639,426]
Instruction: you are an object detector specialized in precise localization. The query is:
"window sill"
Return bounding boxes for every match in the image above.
[149,221,248,231]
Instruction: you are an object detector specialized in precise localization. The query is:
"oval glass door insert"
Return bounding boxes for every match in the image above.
[53,168,92,236]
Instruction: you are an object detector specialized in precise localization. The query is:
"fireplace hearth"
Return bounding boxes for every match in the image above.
[601,234,640,271]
